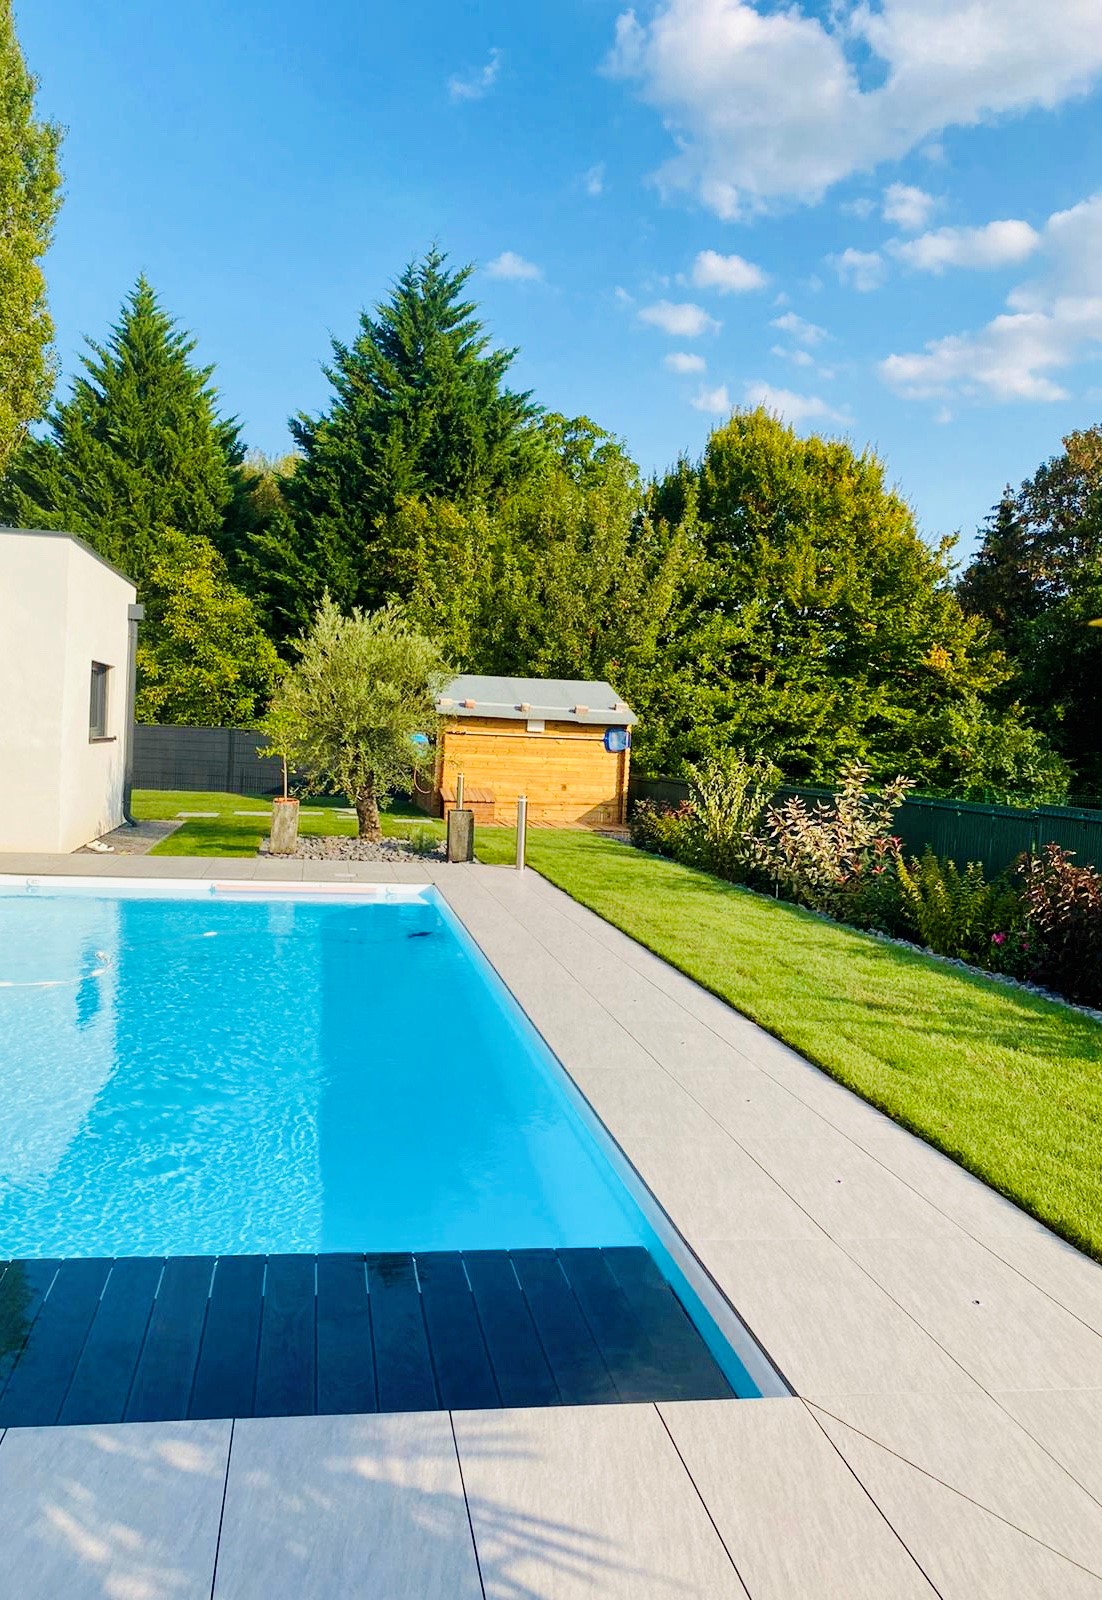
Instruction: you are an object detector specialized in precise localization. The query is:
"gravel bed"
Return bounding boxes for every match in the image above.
[260,834,445,863]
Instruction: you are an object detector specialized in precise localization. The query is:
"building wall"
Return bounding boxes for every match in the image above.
[437,716,630,826]
[0,533,135,852]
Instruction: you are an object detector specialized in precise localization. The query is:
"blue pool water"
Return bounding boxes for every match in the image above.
[0,885,648,1260]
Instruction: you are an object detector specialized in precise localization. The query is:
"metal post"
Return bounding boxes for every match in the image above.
[516,795,528,871]
[456,771,465,811]
[121,602,145,823]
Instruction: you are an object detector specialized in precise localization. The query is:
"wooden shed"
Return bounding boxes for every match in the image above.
[415,675,635,827]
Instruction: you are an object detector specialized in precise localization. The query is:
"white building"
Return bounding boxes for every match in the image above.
[0,529,140,853]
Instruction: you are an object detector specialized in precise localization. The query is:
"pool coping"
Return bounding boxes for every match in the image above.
[1,853,1101,1597]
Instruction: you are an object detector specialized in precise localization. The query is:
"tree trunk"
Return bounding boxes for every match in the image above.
[355,779,381,841]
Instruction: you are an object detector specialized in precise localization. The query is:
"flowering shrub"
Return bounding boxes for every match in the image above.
[629,798,695,859]
[1019,845,1102,1007]
[752,764,913,915]
[680,753,779,882]
[896,850,1026,966]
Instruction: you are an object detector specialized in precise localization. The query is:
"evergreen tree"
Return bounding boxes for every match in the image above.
[0,278,276,725]
[651,409,1063,799]
[0,0,62,473]
[957,489,1042,654]
[277,247,543,623]
[0,276,246,579]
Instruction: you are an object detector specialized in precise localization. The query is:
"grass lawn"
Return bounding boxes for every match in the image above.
[488,828,1102,1260]
[132,790,445,857]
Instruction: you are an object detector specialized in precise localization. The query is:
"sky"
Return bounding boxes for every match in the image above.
[17,0,1102,560]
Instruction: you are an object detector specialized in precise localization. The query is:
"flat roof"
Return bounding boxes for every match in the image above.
[438,674,636,726]
[0,526,136,588]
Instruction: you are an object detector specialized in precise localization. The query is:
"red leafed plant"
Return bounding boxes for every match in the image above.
[1019,844,1102,1008]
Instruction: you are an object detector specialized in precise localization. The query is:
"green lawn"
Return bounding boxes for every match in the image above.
[131,798,1102,1258]
[132,790,445,856]
[495,829,1102,1260]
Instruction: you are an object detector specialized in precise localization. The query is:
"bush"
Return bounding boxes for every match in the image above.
[752,764,913,915]
[629,798,696,859]
[1019,844,1102,1007]
[896,850,1027,967]
[680,753,779,882]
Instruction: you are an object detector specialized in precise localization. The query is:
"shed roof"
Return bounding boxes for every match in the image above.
[0,526,136,588]
[438,674,636,727]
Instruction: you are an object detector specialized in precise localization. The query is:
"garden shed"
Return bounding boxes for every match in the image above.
[416,675,635,827]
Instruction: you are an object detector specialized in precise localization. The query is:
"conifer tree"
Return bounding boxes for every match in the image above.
[0,276,246,579]
[0,0,62,473]
[277,247,543,624]
[0,279,277,724]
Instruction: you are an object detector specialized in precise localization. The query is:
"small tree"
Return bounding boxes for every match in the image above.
[273,597,448,840]
[258,686,307,801]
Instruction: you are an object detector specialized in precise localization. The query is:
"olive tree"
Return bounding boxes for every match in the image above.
[273,596,448,839]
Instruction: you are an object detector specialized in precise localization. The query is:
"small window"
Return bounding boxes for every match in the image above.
[89,662,110,739]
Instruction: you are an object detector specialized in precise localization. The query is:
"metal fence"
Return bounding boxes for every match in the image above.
[629,774,1102,876]
[133,725,276,796]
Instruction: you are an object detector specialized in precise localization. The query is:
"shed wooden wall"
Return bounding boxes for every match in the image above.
[421,716,629,826]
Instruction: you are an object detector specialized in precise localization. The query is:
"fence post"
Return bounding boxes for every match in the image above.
[516,795,528,872]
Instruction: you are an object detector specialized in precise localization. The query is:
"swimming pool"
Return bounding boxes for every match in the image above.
[0,878,781,1404]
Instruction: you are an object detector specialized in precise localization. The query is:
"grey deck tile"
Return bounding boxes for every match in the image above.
[453,1402,746,1599]
[670,1061,835,1142]
[213,1411,482,1599]
[299,860,395,881]
[979,1233,1102,1338]
[996,1389,1102,1502]
[845,1236,1102,1391]
[744,1133,965,1241]
[812,1392,1102,1598]
[626,1133,822,1243]
[249,859,305,881]
[388,861,435,882]
[568,1065,722,1143]
[0,1419,229,1599]
[201,859,257,879]
[702,1239,979,1396]
[659,1397,937,1598]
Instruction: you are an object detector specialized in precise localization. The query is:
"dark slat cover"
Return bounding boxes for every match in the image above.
[255,1255,316,1418]
[0,1259,60,1395]
[0,1258,111,1426]
[464,1251,559,1408]
[316,1254,375,1416]
[603,1247,733,1400]
[61,1257,163,1425]
[189,1255,265,1421]
[417,1253,499,1411]
[366,1254,437,1413]
[558,1248,663,1403]
[511,1250,618,1405]
[126,1256,214,1422]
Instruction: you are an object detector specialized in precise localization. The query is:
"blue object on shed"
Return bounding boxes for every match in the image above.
[604,727,630,754]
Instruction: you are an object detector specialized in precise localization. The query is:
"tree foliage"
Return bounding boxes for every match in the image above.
[271,597,449,839]
[649,409,1060,800]
[958,427,1102,794]
[0,0,62,474]
[277,248,544,625]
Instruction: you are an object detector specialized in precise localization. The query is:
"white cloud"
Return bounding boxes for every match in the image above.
[880,192,1102,403]
[638,299,721,336]
[584,163,606,197]
[485,251,542,282]
[771,345,815,368]
[691,249,768,293]
[665,351,708,373]
[882,183,937,231]
[691,383,731,413]
[832,247,887,291]
[842,196,877,220]
[744,381,844,423]
[606,0,1102,217]
[771,311,827,346]
[891,219,1041,273]
[448,48,502,102]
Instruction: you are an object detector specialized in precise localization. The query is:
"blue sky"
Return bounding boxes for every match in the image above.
[18,0,1102,559]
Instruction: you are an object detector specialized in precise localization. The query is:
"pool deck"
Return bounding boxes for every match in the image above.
[2,853,1102,1598]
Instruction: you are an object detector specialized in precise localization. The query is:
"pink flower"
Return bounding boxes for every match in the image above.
[992,932,1006,945]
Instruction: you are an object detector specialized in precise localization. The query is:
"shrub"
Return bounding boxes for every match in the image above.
[752,764,913,914]
[1019,844,1102,1007]
[680,753,780,882]
[896,850,1026,967]
[629,798,695,860]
